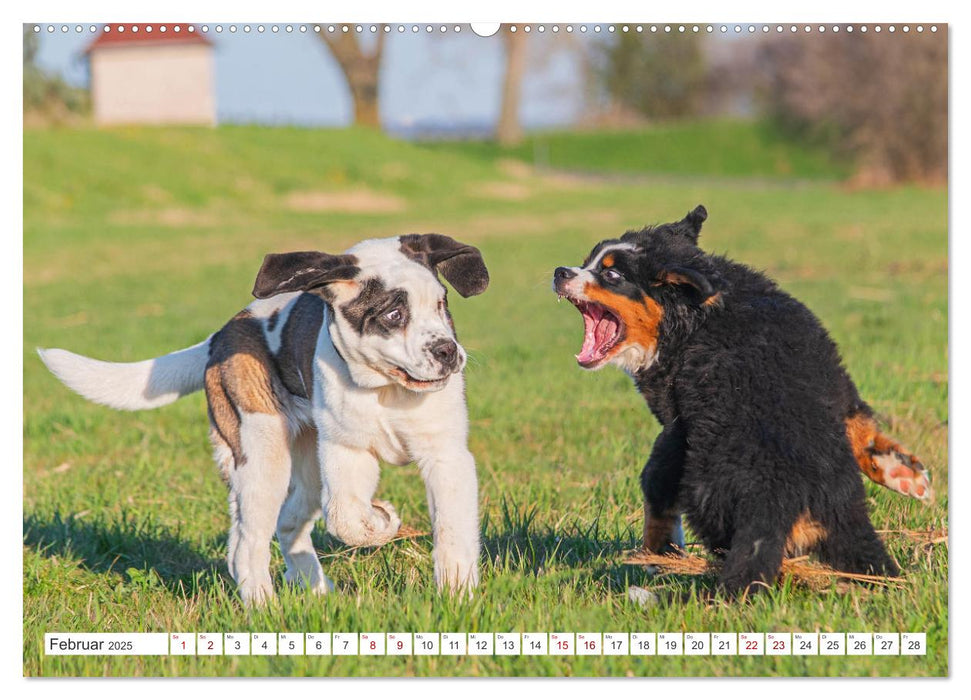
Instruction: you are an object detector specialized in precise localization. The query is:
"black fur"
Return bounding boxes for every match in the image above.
[251,251,360,299]
[576,206,899,596]
[399,233,490,298]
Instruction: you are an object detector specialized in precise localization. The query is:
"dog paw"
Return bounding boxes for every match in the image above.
[433,549,479,597]
[284,569,335,595]
[327,498,402,548]
[238,580,276,607]
[866,446,934,503]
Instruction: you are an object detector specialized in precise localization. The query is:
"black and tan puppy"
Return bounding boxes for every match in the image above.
[553,206,925,596]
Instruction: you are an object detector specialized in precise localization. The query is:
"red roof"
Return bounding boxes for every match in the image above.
[86,24,212,52]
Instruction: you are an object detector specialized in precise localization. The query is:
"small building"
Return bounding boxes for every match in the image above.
[86,24,215,126]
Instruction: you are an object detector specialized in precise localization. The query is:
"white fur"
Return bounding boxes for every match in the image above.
[37,340,210,411]
[40,237,481,603]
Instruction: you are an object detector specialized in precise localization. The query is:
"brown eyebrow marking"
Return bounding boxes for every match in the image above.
[602,254,615,268]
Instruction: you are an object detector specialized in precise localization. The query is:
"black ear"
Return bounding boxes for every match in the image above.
[659,265,719,303]
[252,251,360,299]
[399,233,490,298]
[678,205,708,244]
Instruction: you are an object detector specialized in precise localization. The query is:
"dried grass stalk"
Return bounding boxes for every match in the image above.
[623,549,908,590]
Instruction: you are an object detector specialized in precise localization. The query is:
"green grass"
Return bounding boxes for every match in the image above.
[23,124,947,677]
[423,120,849,180]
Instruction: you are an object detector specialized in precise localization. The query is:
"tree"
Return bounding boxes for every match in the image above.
[317,27,386,128]
[596,32,708,121]
[758,29,947,184]
[496,26,527,146]
[23,27,89,123]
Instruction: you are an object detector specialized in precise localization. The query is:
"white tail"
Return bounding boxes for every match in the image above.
[38,338,211,411]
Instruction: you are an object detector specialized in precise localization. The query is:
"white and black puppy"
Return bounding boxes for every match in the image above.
[39,234,489,605]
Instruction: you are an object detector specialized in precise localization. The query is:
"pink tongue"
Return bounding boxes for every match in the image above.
[576,308,618,364]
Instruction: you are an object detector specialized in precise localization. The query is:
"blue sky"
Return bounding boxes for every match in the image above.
[32,26,590,132]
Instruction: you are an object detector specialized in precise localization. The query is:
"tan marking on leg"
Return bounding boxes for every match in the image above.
[642,500,677,554]
[205,310,289,468]
[786,510,828,556]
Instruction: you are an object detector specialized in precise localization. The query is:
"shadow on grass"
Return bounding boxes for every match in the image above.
[23,510,230,596]
[479,499,719,596]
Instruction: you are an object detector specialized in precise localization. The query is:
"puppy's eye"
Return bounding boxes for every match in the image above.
[603,268,623,283]
[384,308,404,324]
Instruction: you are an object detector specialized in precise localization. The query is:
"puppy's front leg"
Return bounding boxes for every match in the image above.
[416,445,480,595]
[320,440,402,548]
[641,421,687,554]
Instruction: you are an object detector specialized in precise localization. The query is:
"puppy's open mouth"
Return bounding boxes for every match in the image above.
[388,366,450,391]
[566,297,625,368]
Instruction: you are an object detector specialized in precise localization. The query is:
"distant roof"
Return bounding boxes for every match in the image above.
[86,24,212,52]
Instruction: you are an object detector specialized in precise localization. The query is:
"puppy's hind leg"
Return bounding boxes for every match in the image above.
[717,508,791,598]
[816,503,900,578]
[277,428,333,595]
[225,412,293,606]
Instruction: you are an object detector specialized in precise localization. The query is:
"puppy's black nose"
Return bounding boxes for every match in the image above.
[554,267,577,282]
[430,338,458,368]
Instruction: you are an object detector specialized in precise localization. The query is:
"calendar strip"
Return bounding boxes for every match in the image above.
[43,632,928,657]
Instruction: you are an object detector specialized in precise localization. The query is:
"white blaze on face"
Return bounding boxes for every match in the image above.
[327,239,464,389]
[554,243,637,299]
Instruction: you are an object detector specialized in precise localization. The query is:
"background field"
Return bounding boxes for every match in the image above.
[23,124,948,676]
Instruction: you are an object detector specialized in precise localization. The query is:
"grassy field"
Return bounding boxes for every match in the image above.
[424,120,849,180]
[23,124,947,677]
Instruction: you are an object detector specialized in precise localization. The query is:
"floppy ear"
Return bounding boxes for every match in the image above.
[399,233,490,297]
[658,265,719,303]
[677,205,708,244]
[252,251,360,299]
